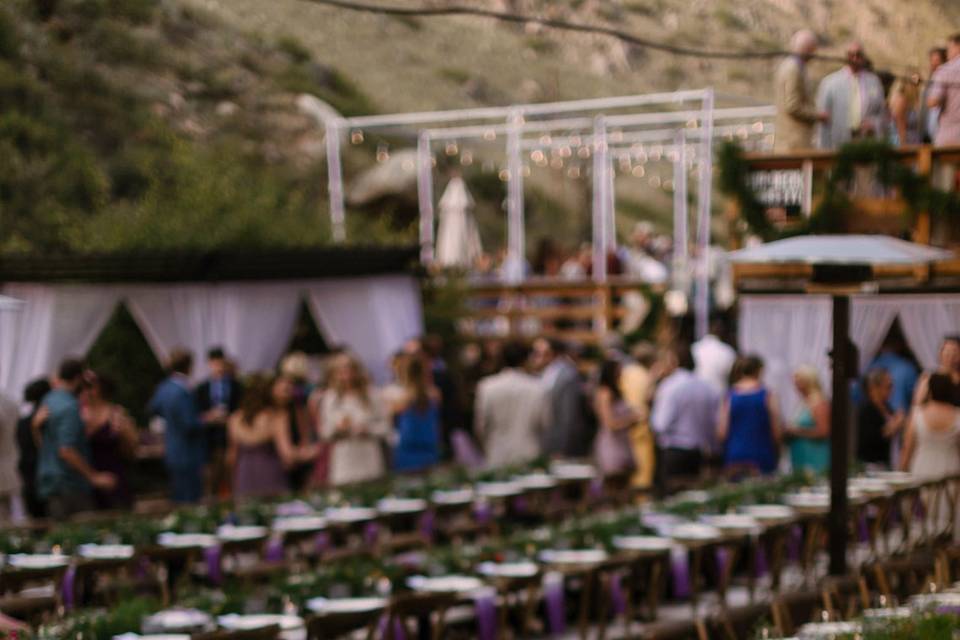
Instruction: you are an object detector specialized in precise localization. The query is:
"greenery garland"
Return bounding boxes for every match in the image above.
[718,139,960,241]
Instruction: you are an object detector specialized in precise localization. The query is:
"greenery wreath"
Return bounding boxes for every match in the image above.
[718,139,960,241]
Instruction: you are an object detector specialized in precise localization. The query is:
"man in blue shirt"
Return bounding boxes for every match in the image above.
[868,333,918,414]
[148,348,206,503]
[36,359,116,518]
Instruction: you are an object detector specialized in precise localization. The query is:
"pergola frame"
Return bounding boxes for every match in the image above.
[323,91,773,338]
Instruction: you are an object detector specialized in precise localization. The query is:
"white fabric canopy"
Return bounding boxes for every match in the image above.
[306,275,423,384]
[0,284,122,404]
[739,293,960,421]
[0,275,423,398]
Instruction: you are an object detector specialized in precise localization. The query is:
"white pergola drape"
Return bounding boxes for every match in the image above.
[0,276,422,399]
[306,275,424,384]
[739,293,960,421]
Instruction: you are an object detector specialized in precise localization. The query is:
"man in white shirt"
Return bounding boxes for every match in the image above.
[692,319,737,394]
[816,41,887,149]
[475,341,551,469]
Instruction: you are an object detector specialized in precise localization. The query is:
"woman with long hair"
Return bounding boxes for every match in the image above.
[319,354,389,485]
[228,374,316,499]
[593,359,639,476]
[81,372,138,510]
[784,365,831,474]
[716,355,781,475]
[389,355,441,473]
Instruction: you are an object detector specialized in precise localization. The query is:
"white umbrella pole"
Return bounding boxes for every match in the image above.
[673,129,689,288]
[505,110,525,284]
[592,116,609,283]
[325,119,347,243]
[417,132,435,265]
[694,90,714,340]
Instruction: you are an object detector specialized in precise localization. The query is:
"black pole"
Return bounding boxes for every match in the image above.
[829,294,850,576]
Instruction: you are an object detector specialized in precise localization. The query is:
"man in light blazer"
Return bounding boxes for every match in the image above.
[474,341,551,469]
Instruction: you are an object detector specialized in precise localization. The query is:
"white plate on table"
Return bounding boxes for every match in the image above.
[783,493,830,512]
[796,621,861,638]
[376,498,428,514]
[740,504,796,524]
[272,516,327,533]
[476,561,540,578]
[476,481,523,498]
[700,514,760,533]
[323,507,378,524]
[113,634,192,640]
[157,533,218,549]
[548,462,596,481]
[538,549,608,565]
[611,536,673,552]
[142,608,213,633]
[216,525,268,542]
[514,473,558,490]
[850,477,892,496]
[909,592,960,609]
[669,524,722,543]
[274,500,314,517]
[673,490,711,504]
[408,574,485,594]
[431,489,474,505]
[862,607,911,619]
[6,554,70,570]
[78,544,135,560]
[306,596,387,615]
[869,471,918,489]
[218,613,304,631]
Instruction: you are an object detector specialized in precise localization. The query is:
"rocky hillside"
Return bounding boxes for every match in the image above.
[3,0,959,254]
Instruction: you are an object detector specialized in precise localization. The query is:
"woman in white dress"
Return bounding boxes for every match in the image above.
[319,353,389,486]
[900,373,960,540]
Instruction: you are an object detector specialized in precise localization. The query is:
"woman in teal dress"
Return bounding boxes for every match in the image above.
[785,365,831,474]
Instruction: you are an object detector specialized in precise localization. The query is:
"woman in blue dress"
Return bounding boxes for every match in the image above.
[717,355,781,475]
[785,365,831,474]
[389,355,441,473]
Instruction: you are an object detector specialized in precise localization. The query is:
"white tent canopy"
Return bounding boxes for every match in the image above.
[730,234,954,265]
[0,274,423,401]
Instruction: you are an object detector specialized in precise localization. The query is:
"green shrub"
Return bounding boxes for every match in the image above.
[277,34,312,64]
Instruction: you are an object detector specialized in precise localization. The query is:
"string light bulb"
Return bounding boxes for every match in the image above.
[445,142,459,156]
[498,169,510,182]
[376,144,389,163]
[460,150,474,166]
[483,129,497,141]
[577,146,591,159]
[631,165,645,178]
[350,130,364,144]
[567,166,581,179]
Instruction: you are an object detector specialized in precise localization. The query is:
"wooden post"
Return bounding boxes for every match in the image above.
[829,294,850,576]
[914,145,933,244]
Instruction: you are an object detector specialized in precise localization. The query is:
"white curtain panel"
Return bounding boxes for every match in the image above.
[306,275,424,384]
[850,296,900,374]
[896,296,960,370]
[0,284,122,402]
[738,295,834,422]
[126,282,303,379]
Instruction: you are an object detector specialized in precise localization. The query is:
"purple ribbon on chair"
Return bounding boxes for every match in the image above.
[61,565,77,610]
[715,547,731,583]
[417,510,435,541]
[754,545,768,578]
[376,614,406,640]
[364,522,381,547]
[511,495,530,515]
[787,525,803,563]
[204,544,223,585]
[314,531,331,556]
[608,572,627,616]
[857,513,870,543]
[588,478,604,500]
[451,430,485,470]
[543,572,567,635]
[474,501,493,525]
[473,587,498,640]
[265,536,285,563]
[670,547,690,599]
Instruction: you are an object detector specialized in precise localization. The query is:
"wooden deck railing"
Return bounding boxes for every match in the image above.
[458,278,665,346]
[735,144,960,245]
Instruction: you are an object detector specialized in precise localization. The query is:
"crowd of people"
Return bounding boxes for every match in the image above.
[470,222,674,285]
[776,30,960,152]
[1,326,958,523]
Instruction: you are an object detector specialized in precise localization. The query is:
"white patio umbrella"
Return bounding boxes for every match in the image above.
[435,176,482,269]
